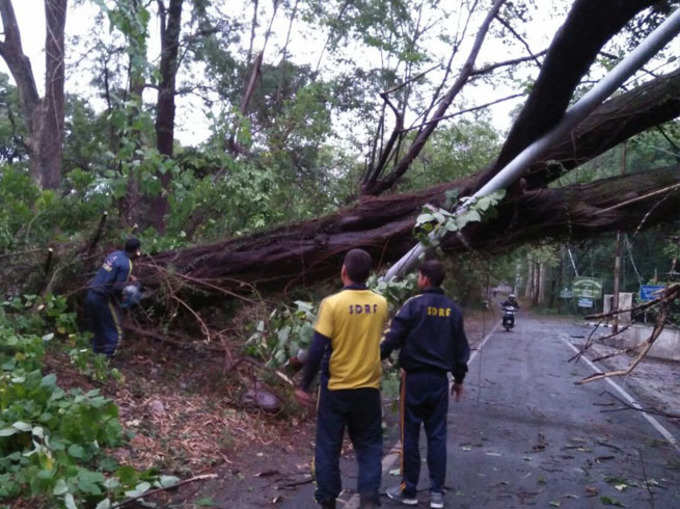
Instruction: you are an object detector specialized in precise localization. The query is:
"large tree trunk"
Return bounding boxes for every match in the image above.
[490,0,658,178]
[118,0,148,228]
[149,0,184,232]
[472,67,680,192]
[35,0,66,189]
[0,0,67,189]
[140,166,680,297]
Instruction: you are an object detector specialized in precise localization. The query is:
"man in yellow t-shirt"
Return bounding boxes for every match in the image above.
[296,249,388,509]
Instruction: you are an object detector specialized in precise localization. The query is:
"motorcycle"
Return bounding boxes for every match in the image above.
[502,305,517,332]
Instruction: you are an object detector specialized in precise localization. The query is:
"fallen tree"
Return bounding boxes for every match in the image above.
[22,1,680,304]
[139,166,680,297]
[138,0,680,296]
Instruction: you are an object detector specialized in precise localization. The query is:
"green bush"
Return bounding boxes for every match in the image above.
[0,297,172,508]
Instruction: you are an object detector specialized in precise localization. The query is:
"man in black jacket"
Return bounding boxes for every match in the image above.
[381,259,470,508]
[85,238,141,357]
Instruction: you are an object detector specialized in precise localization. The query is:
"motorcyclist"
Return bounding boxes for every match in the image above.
[501,294,519,331]
[502,294,519,309]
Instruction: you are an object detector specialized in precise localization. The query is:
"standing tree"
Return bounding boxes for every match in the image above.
[0,0,67,189]
[149,0,184,231]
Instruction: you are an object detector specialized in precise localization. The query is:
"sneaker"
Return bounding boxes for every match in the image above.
[385,485,418,506]
[430,491,444,508]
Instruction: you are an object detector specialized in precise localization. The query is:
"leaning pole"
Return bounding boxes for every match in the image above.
[384,8,680,281]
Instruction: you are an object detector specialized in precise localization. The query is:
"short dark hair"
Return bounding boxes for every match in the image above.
[124,237,141,254]
[343,249,372,283]
[419,259,445,286]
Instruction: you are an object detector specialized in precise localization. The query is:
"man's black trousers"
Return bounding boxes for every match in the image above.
[402,370,449,497]
[85,290,122,357]
[314,384,383,505]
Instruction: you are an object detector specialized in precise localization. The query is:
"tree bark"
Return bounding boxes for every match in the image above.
[149,0,184,232]
[37,0,66,189]
[489,0,657,179]
[475,67,680,192]
[0,0,66,189]
[140,166,680,297]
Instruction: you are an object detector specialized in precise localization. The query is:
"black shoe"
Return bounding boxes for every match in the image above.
[319,499,336,509]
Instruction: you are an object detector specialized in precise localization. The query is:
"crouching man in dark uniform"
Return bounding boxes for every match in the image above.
[85,238,141,358]
[381,259,470,509]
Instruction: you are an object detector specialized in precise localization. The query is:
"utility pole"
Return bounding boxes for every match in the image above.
[612,142,627,333]
[668,235,680,281]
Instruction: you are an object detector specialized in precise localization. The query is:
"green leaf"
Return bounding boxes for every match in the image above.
[294,301,313,313]
[41,373,57,387]
[64,493,77,509]
[12,421,32,432]
[116,465,138,485]
[68,444,86,459]
[415,212,434,225]
[460,209,481,224]
[53,479,69,496]
[125,481,152,497]
[77,470,106,495]
[95,499,112,509]
[156,475,180,488]
[277,326,290,345]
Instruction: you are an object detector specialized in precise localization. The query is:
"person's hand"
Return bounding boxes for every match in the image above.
[295,388,314,407]
[451,383,463,402]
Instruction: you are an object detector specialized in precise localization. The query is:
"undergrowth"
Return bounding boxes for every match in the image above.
[0,294,175,508]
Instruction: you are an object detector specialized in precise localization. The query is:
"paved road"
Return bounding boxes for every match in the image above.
[283,313,680,508]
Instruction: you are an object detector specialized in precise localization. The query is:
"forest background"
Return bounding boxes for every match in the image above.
[1,0,680,507]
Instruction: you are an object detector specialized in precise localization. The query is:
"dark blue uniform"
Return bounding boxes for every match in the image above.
[85,250,132,357]
[381,287,470,498]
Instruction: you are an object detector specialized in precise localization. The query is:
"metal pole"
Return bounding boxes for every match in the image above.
[384,8,680,281]
[567,247,579,277]
[612,142,627,333]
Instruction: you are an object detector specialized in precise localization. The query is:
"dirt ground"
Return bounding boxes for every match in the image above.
[40,307,498,508]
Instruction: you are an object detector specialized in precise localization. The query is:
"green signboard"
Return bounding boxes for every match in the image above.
[572,277,603,299]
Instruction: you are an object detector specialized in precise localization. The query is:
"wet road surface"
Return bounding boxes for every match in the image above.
[282,313,680,508]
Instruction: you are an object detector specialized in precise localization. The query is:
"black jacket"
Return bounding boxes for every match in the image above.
[381,287,470,383]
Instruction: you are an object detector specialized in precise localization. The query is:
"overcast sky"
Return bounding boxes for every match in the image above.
[2,2,678,146]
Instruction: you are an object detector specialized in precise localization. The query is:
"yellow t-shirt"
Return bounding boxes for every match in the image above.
[315,288,388,390]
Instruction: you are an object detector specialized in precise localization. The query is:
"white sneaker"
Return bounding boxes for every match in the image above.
[430,491,444,508]
[385,485,418,506]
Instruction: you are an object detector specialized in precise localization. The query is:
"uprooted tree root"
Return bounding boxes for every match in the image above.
[569,284,680,384]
